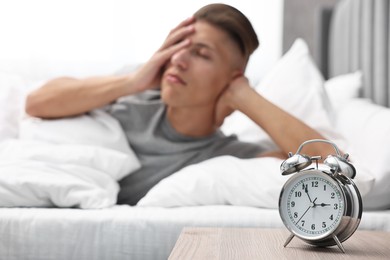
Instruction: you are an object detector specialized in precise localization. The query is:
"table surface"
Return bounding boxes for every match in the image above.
[169,228,390,260]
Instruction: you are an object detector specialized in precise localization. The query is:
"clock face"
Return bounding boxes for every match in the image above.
[279,170,345,240]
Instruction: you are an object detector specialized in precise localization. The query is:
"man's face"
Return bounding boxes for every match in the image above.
[161,20,242,108]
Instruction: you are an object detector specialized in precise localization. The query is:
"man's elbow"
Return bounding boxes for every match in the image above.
[25,91,46,118]
[25,90,63,119]
[24,77,74,118]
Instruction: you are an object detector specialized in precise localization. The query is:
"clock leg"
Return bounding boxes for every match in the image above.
[283,234,295,247]
[332,234,346,253]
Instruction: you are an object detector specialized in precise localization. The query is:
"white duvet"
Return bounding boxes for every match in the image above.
[0,109,140,209]
[0,107,377,210]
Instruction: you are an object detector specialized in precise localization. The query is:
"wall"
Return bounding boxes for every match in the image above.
[283,0,339,77]
[0,0,283,83]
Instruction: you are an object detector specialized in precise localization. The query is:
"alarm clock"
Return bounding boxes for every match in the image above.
[278,139,362,253]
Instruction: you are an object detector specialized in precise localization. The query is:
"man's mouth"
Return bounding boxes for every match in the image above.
[165,73,186,85]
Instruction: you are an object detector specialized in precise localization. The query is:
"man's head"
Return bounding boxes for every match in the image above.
[193,4,259,68]
[161,4,259,109]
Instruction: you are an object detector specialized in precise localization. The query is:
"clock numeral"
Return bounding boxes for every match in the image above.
[311,224,316,230]
[322,222,327,228]
[323,185,327,191]
[334,204,338,210]
[290,201,295,207]
[329,214,333,221]
[311,181,318,188]
[301,220,305,227]
[302,183,308,190]
[295,191,302,197]
[294,212,298,218]
[331,192,335,199]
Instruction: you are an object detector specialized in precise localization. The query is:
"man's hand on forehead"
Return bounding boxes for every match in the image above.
[129,17,196,92]
[160,16,196,51]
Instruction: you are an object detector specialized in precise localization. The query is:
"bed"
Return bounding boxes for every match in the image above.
[1,0,390,259]
[1,206,390,260]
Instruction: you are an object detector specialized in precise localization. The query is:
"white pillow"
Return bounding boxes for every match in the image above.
[221,38,342,148]
[137,156,287,208]
[20,109,136,156]
[0,72,24,141]
[325,71,362,111]
[19,109,141,177]
[137,156,374,208]
[335,99,390,210]
[0,139,134,181]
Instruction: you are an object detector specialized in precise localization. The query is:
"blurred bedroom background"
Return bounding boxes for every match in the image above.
[0,0,284,83]
[0,0,341,83]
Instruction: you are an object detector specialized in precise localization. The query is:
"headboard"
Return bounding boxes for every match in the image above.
[327,0,390,107]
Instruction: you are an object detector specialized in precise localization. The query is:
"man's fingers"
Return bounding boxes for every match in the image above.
[157,38,191,62]
[169,16,195,35]
[159,16,195,51]
[159,25,194,51]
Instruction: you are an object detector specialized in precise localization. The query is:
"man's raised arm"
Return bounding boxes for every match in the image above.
[25,74,139,119]
[26,16,196,119]
[215,76,337,160]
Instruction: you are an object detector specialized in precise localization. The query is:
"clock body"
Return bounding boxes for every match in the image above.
[279,169,362,247]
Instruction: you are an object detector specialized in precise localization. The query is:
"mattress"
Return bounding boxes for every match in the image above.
[0,206,389,260]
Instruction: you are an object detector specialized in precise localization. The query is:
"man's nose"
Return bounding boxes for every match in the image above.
[171,48,189,70]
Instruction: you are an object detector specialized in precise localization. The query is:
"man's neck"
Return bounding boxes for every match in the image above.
[166,105,217,137]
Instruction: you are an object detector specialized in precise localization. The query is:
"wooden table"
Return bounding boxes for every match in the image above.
[169,228,390,259]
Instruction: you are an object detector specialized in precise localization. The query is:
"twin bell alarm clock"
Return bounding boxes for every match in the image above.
[278,139,362,253]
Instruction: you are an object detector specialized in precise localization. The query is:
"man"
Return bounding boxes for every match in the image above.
[26,4,333,205]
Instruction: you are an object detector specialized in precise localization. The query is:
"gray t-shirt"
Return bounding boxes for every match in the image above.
[109,90,265,205]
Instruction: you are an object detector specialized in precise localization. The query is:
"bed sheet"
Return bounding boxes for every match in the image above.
[0,206,389,260]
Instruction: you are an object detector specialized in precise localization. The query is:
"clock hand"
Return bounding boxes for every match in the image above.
[313,200,330,207]
[311,197,318,208]
[296,205,311,223]
[318,203,331,207]
[305,185,313,203]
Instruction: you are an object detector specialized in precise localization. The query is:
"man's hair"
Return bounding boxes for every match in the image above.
[194,3,259,64]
